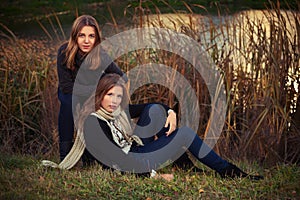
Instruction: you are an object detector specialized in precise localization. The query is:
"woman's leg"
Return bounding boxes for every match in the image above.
[132,104,220,170]
[187,129,229,173]
[133,104,167,144]
[135,126,229,173]
[187,128,263,179]
[58,89,74,161]
[132,126,263,179]
[72,94,97,166]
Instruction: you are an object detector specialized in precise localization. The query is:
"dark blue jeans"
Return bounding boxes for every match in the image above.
[58,89,91,161]
[58,89,74,143]
[130,104,229,173]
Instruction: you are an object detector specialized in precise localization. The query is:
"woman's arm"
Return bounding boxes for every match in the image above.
[104,61,128,82]
[57,44,76,94]
[101,50,128,82]
[73,51,127,97]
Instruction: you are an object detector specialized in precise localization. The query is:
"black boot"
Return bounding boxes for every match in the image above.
[81,149,98,167]
[173,152,203,172]
[173,152,194,168]
[219,163,264,180]
[59,141,73,161]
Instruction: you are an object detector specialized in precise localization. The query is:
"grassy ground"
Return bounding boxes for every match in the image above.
[0,153,299,199]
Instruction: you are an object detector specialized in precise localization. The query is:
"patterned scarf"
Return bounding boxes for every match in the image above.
[93,106,143,154]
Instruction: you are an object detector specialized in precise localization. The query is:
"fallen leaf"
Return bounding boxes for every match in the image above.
[38,176,45,182]
[156,173,174,181]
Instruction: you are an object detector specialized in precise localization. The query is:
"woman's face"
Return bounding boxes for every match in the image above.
[101,86,123,113]
[77,25,96,53]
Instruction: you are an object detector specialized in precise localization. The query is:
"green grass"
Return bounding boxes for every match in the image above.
[0,153,299,199]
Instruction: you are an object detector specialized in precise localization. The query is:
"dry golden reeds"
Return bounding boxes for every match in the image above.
[0,36,59,155]
[123,0,300,165]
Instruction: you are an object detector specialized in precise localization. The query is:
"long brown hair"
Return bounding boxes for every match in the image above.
[64,15,102,70]
[77,74,129,130]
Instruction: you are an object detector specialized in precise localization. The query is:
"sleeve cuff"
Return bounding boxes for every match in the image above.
[167,109,174,115]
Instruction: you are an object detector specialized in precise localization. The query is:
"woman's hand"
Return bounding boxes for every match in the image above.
[165,109,177,136]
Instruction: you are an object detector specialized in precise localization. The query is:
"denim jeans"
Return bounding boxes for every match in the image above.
[58,89,74,142]
[58,89,93,161]
[130,104,229,173]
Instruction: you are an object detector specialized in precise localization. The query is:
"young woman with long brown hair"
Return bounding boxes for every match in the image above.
[56,15,126,162]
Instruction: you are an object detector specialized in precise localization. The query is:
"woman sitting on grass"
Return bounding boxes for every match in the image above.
[43,73,263,180]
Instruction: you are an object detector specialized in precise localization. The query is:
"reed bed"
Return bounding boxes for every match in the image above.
[0,33,60,155]
[122,1,300,165]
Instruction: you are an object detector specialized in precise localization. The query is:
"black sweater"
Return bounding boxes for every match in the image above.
[84,103,170,147]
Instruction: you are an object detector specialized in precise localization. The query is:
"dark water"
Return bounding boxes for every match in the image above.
[0,1,130,40]
[1,0,287,40]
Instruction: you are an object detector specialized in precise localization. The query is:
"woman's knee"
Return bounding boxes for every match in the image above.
[138,104,166,124]
[135,104,167,138]
[145,104,165,115]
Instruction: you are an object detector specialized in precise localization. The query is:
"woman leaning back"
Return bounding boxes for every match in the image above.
[56,15,126,162]
[44,73,263,181]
